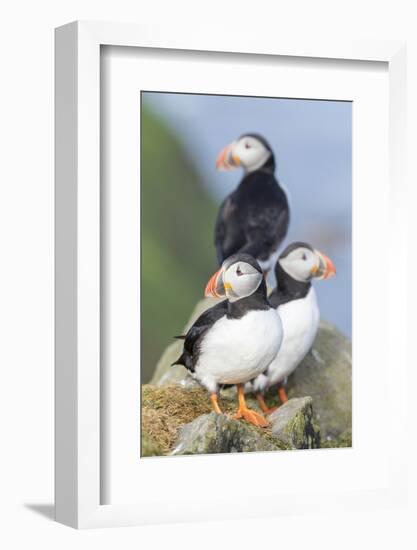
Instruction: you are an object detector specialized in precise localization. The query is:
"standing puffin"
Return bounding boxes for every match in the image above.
[214,133,290,273]
[172,253,283,427]
[251,242,336,414]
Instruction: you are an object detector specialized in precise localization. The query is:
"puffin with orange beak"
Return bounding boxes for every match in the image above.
[172,253,283,427]
[214,133,289,273]
[249,242,337,414]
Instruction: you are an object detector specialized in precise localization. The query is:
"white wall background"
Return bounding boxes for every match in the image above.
[0,1,416,548]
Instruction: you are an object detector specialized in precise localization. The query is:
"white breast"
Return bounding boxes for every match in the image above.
[266,287,319,387]
[195,308,283,394]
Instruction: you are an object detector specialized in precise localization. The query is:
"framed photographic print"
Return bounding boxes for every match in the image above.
[55,21,407,528]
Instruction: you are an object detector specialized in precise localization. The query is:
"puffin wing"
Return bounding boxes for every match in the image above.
[214,197,227,264]
[242,199,289,261]
[172,300,228,372]
[214,194,245,265]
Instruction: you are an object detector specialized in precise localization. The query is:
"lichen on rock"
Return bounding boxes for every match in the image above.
[141,384,269,455]
[320,428,352,449]
[141,384,325,456]
[286,320,352,440]
[172,413,289,455]
[269,397,320,449]
[141,433,163,457]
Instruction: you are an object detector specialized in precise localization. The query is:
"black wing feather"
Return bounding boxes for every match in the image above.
[171,301,228,372]
[214,173,290,265]
[214,194,245,265]
[241,198,290,261]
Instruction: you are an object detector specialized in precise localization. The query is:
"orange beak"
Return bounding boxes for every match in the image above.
[216,142,239,171]
[314,250,336,280]
[204,268,225,298]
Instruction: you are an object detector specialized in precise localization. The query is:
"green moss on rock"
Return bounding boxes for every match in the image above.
[172,413,289,455]
[321,428,352,449]
[286,320,352,440]
[141,384,325,455]
[270,397,320,449]
[141,384,238,454]
[141,433,163,457]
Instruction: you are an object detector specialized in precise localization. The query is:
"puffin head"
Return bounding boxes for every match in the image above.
[216,133,275,173]
[277,242,336,282]
[205,253,264,302]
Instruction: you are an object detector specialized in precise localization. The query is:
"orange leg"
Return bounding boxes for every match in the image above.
[210,393,223,414]
[234,384,269,427]
[278,385,288,403]
[256,394,278,415]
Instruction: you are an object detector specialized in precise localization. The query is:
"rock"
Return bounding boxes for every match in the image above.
[141,433,163,457]
[321,428,352,449]
[269,397,320,449]
[141,384,213,454]
[141,383,324,455]
[171,412,289,455]
[151,299,352,440]
[141,383,282,455]
[285,320,352,439]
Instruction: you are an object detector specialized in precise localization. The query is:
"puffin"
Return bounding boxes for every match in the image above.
[172,253,283,427]
[250,242,336,414]
[214,133,290,273]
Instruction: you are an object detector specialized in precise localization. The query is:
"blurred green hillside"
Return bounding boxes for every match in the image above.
[141,106,217,382]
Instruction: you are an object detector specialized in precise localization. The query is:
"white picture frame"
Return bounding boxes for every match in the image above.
[55,21,407,529]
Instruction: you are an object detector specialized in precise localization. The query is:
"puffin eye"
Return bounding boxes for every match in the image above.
[236,265,243,276]
[244,142,251,149]
[301,253,307,261]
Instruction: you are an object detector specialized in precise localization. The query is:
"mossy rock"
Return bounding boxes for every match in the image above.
[141,385,213,454]
[141,384,271,454]
[141,384,325,455]
[141,433,163,457]
[321,428,352,449]
[286,321,351,440]
[172,413,289,455]
[270,397,320,449]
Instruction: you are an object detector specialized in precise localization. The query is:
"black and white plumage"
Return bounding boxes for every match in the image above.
[250,242,336,413]
[172,253,283,426]
[214,134,290,273]
[173,300,227,373]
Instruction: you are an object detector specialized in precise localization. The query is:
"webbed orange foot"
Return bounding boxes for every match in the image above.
[233,383,269,427]
[234,406,269,427]
[278,385,288,403]
[256,394,278,415]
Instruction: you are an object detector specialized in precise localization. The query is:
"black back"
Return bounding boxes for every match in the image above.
[214,170,289,265]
